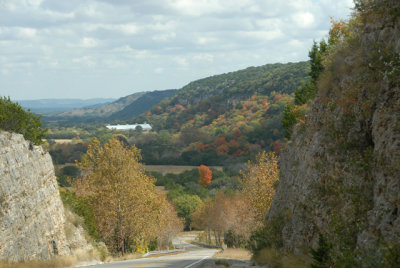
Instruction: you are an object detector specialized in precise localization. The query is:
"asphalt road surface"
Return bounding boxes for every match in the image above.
[78,242,218,268]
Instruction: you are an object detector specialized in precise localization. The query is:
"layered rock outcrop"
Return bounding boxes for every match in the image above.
[267,0,400,264]
[0,131,70,261]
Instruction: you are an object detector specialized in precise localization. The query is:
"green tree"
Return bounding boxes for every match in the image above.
[294,81,317,105]
[311,234,332,268]
[282,104,297,139]
[0,96,47,145]
[309,40,327,83]
[173,194,202,230]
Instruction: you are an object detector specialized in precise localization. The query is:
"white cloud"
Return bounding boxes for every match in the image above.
[72,56,95,67]
[0,0,354,99]
[18,27,37,38]
[154,67,164,73]
[293,12,315,28]
[80,37,98,48]
[193,53,213,62]
[173,56,188,67]
[152,32,176,42]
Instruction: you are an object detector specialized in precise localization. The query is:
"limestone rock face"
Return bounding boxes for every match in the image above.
[267,0,400,263]
[0,131,70,261]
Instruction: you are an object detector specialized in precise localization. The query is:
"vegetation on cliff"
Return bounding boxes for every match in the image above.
[258,0,400,267]
[0,97,47,145]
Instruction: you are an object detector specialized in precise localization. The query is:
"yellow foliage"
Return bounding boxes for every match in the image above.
[240,151,279,226]
[76,138,182,253]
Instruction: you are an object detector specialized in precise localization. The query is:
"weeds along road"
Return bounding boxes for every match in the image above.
[77,242,218,268]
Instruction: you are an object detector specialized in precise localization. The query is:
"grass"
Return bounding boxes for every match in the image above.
[145,165,223,175]
[0,249,100,268]
[213,248,252,260]
[215,259,230,267]
[253,248,311,268]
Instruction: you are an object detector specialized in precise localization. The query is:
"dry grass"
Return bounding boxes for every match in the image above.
[145,165,223,175]
[213,248,252,260]
[253,248,311,268]
[0,256,76,268]
[0,248,101,268]
[107,252,141,262]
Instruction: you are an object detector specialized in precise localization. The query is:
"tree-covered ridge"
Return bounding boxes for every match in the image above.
[109,89,177,121]
[131,62,308,164]
[139,62,309,131]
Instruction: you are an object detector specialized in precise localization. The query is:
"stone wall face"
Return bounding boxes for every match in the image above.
[267,0,400,263]
[0,131,70,261]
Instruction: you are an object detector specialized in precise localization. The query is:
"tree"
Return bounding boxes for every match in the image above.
[240,151,279,226]
[0,96,47,145]
[198,165,213,187]
[311,234,332,268]
[309,40,327,83]
[173,194,202,230]
[76,137,179,253]
[282,104,297,139]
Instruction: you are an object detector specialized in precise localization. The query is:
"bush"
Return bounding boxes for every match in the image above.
[60,189,100,240]
[0,97,47,145]
[282,104,297,139]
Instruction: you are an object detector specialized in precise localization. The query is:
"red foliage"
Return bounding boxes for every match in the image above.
[273,140,282,155]
[216,134,227,146]
[233,149,244,157]
[216,144,229,154]
[233,129,242,138]
[198,165,212,187]
[273,94,283,102]
[195,143,206,152]
[228,139,240,150]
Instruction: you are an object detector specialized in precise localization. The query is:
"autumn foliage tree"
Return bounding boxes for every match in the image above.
[76,137,182,254]
[198,164,212,187]
[191,151,279,247]
[240,151,279,226]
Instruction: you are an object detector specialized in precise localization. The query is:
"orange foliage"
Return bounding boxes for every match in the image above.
[329,17,349,44]
[216,144,229,154]
[198,164,213,187]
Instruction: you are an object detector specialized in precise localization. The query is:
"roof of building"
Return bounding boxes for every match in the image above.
[106,124,152,130]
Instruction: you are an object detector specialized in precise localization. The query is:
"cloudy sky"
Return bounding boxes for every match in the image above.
[1,0,354,100]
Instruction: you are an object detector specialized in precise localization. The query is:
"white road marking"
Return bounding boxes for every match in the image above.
[184,255,210,268]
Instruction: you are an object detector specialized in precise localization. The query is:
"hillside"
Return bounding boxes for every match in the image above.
[108,89,177,121]
[265,0,400,266]
[133,62,310,164]
[57,92,145,118]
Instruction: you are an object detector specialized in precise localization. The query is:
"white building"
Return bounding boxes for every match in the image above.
[106,123,152,131]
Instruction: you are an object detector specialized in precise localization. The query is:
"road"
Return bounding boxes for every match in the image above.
[77,241,218,268]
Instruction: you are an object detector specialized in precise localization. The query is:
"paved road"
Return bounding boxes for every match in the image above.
[78,242,218,268]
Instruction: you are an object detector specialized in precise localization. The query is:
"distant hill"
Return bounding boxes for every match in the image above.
[109,90,177,121]
[137,62,309,132]
[57,92,145,117]
[18,98,116,114]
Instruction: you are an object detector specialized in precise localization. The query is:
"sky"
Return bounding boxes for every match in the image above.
[0,0,354,100]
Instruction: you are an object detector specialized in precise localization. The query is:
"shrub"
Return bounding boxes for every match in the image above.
[0,96,47,145]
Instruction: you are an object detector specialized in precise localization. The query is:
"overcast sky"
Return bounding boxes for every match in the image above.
[1,0,354,100]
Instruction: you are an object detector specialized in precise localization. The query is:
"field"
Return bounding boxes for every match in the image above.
[145,165,223,175]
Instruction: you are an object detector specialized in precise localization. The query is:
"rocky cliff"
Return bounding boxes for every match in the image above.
[0,131,70,261]
[267,0,400,265]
